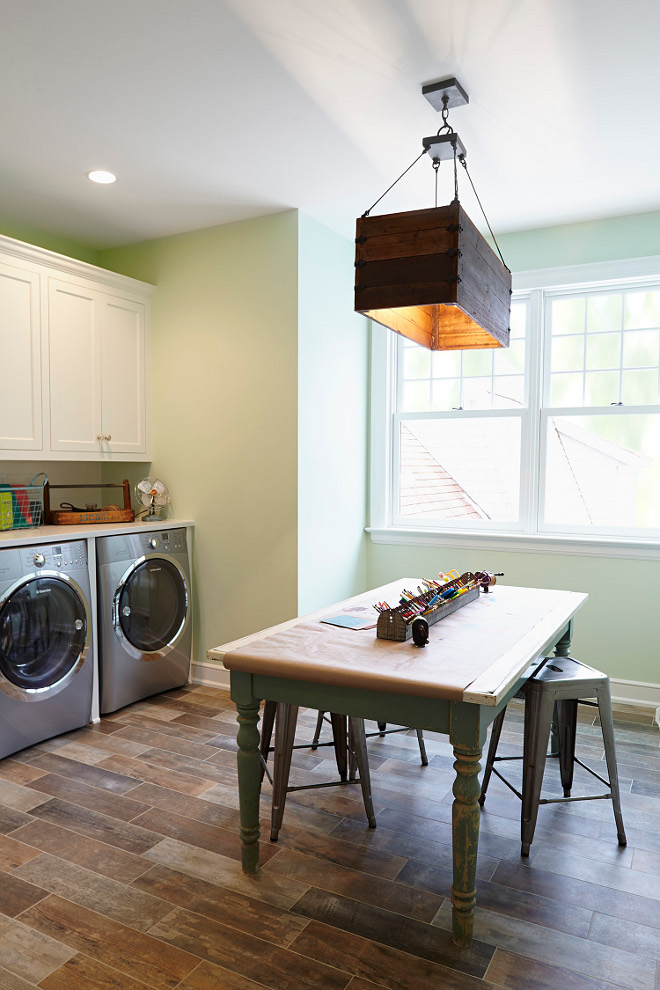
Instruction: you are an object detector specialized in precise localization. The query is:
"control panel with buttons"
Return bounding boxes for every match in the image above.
[22,540,88,571]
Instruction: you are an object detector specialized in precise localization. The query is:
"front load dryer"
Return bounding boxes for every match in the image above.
[0,539,94,760]
[97,527,192,714]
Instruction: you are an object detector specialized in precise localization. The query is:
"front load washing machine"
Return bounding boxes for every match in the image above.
[97,527,192,714]
[0,539,94,760]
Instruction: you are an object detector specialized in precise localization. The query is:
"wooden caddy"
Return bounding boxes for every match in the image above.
[43,480,135,525]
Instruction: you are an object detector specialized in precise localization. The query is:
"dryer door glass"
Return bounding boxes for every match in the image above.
[0,578,86,690]
[118,559,186,653]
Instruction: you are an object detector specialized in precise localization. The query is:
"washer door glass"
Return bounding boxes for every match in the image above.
[118,559,186,653]
[0,578,86,690]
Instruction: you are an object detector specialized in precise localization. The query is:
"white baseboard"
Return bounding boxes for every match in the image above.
[190,659,230,689]
[189,662,660,715]
[610,678,660,709]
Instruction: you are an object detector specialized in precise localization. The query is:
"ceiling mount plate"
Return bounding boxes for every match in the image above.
[422,76,469,112]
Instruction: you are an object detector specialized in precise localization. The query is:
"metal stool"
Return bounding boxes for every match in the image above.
[261,701,376,841]
[480,657,627,856]
[312,712,429,767]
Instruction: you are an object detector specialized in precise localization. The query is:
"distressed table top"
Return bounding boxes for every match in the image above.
[207,581,587,706]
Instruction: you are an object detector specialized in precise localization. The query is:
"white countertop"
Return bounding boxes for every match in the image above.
[0,518,195,548]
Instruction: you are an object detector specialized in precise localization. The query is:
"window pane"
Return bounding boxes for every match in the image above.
[585,332,620,370]
[550,373,583,407]
[462,377,493,409]
[584,371,620,406]
[403,347,431,379]
[432,350,461,377]
[622,330,659,368]
[622,370,658,405]
[431,378,460,411]
[401,380,430,411]
[462,350,493,377]
[544,414,660,529]
[399,417,521,522]
[551,336,584,373]
[624,291,660,330]
[551,297,585,334]
[494,339,525,375]
[510,302,526,338]
[493,376,524,408]
[586,294,622,333]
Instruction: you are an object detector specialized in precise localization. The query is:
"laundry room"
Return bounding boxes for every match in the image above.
[1,4,660,990]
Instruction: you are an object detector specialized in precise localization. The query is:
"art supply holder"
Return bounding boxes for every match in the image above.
[0,473,47,531]
[43,480,135,525]
[377,572,480,642]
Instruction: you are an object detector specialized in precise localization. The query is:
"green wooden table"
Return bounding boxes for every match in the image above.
[208,580,587,947]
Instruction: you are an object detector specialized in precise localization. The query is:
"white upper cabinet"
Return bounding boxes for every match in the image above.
[0,237,152,461]
[0,260,41,451]
[100,295,146,454]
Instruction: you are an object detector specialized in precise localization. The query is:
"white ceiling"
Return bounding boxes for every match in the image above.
[2,0,659,249]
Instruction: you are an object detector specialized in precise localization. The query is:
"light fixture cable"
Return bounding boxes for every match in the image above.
[458,156,510,273]
[361,149,427,218]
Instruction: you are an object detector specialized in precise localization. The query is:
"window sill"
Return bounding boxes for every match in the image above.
[366,526,660,560]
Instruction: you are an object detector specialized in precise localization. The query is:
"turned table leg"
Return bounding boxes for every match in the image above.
[234,685,262,874]
[451,743,483,947]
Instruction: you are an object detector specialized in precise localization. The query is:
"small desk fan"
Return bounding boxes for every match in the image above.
[135,478,170,521]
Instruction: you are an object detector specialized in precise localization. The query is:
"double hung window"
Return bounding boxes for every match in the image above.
[372,259,660,542]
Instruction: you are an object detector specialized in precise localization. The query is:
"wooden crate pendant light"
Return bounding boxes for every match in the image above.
[355,78,511,351]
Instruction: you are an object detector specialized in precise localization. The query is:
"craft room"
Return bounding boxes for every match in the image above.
[0,3,659,989]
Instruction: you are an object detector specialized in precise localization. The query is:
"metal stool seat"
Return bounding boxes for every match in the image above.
[480,656,627,856]
[311,712,429,767]
[260,700,376,841]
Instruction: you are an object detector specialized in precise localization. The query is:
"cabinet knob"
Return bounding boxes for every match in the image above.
[106,434,111,441]
[97,434,104,441]
[97,434,112,442]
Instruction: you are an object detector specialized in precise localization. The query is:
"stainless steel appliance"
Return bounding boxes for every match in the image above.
[0,539,94,758]
[96,527,191,714]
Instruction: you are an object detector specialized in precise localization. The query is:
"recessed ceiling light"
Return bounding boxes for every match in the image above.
[87,170,116,184]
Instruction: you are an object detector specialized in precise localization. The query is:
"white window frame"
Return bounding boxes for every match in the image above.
[368,254,660,559]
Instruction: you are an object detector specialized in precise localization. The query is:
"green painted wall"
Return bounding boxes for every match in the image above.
[368,209,660,692]
[99,212,299,659]
[297,214,369,614]
[0,220,99,265]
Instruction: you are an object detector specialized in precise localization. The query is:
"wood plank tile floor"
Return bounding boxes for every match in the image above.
[0,686,658,990]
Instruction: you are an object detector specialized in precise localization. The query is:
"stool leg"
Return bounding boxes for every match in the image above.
[260,700,276,783]
[311,711,325,750]
[596,685,627,846]
[416,730,429,766]
[556,699,578,797]
[377,722,387,735]
[521,688,555,856]
[479,708,507,806]
[348,717,377,827]
[270,703,299,842]
[329,714,348,781]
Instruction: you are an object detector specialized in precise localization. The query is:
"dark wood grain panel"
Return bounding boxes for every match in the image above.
[0,871,46,918]
[19,894,198,990]
[27,752,140,794]
[290,887,493,978]
[95,753,216,796]
[14,854,172,932]
[0,759,47,786]
[132,863,308,946]
[38,952,152,990]
[11,819,149,884]
[177,959,273,989]
[485,948,623,990]
[149,905,350,990]
[0,833,40,872]
[29,798,160,855]
[290,919,493,990]
[131,806,278,865]
[26,773,151,822]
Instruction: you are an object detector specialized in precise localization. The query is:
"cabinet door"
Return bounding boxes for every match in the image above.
[0,261,42,450]
[100,296,146,454]
[49,278,103,452]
